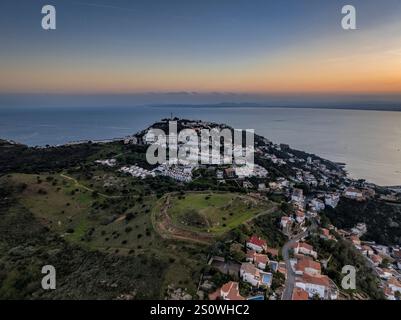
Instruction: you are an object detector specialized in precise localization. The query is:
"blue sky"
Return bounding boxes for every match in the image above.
[0,0,401,104]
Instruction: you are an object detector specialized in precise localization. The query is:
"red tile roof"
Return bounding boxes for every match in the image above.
[246,250,256,259]
[294,253,313,261]
[221,281,245,300]
[393,250,401,259]
[388,277,401,289]
[278,262,287,274]
[292,287,309,300]
[248,235,267,248]
[295,258,321,274]
[350,235,360,242]
[266,247,279,257]
[298,242,313,251]
[254,253,269,266]
[209,281,245,300]
[241,262,260,277]
[298,274,330,287]
[371,254,383,263]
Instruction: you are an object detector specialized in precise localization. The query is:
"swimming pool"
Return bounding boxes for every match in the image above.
[247,295,265,300]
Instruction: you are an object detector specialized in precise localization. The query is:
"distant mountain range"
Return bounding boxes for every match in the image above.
[150,102,401,112]
[1,93,401,111]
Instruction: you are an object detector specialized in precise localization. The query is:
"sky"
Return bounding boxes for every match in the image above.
[0,0,401,103]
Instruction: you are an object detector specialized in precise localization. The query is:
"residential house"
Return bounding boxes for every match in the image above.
[320,228,334,241]
[266,247,279,258]
[349,235,361,249]
[224,168,236,178]
[246,235,267,253]
[306,207,318,218]
[387,277,401,296]
[384,285,396,300]
[242,180,254,189]
[280,216,292,229]
[295,210,305,224]
[392,249,401,270]
[278,262,287,277]
[277,178,290,188]
[240,263,260,287]
[269,260,279,272]
[351,223,367,236]
[293,242,317,259]
[343,187,364,201]
[310,198,325,212]
[258,183,266,191]
[361,245,374,257]
[209,281,245,301]
[269,182,279,190]
[240,263,272,288]
[371,254,383,266]
[291,188,304,203]
[337,229,351,238]
[377,268,393,280]
[246,250,269,270]
[295,274,333,299]
[291,287,309,300]
[325,193,340,208]
[295,258,322,276]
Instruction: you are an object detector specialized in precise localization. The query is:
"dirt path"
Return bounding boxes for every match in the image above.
[152,194,277,245]
[245,205,278,223]
[152,195,215,245]
[60,173,123,199]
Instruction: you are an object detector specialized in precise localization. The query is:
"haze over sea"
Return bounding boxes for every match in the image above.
[1,106,400,187]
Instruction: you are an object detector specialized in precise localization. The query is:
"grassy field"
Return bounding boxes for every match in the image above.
[5,173,207,296]
[167,192,273,234]
[8,173,165,252]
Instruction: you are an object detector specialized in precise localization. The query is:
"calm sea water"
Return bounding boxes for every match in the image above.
[0,106,400,186]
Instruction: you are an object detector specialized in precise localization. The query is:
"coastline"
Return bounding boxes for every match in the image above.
[1,107,400,186]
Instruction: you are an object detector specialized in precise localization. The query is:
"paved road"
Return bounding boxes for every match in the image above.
[281,220,318,300]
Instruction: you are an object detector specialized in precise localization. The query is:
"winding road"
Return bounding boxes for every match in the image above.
[281,219,317,300]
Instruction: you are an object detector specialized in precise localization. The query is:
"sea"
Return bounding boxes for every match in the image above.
[0,106,400,187]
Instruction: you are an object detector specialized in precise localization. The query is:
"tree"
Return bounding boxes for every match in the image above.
[230,243,245,262]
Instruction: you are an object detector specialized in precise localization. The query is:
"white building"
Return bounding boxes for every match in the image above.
[155,164,194,183]
[291,188,304,203]
[293,242,317,259]
[280,216,292,229]
[240,263,261,287]
[295,274,335,299]
[120,165,155,179]
[344,187,364,200]
[246,235,267,253]
[95,159,117,167]
[240,263,272,288]
[310,198,325,212]
[325,193,340,208]
[295,210,305,224]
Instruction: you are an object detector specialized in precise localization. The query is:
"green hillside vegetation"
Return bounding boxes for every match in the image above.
[324,198,401,245]
[0,175,208,298]
[167,192,273,234]
[307,235,385,300]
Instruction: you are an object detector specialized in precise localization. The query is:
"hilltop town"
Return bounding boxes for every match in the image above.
[0,118,400,300]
